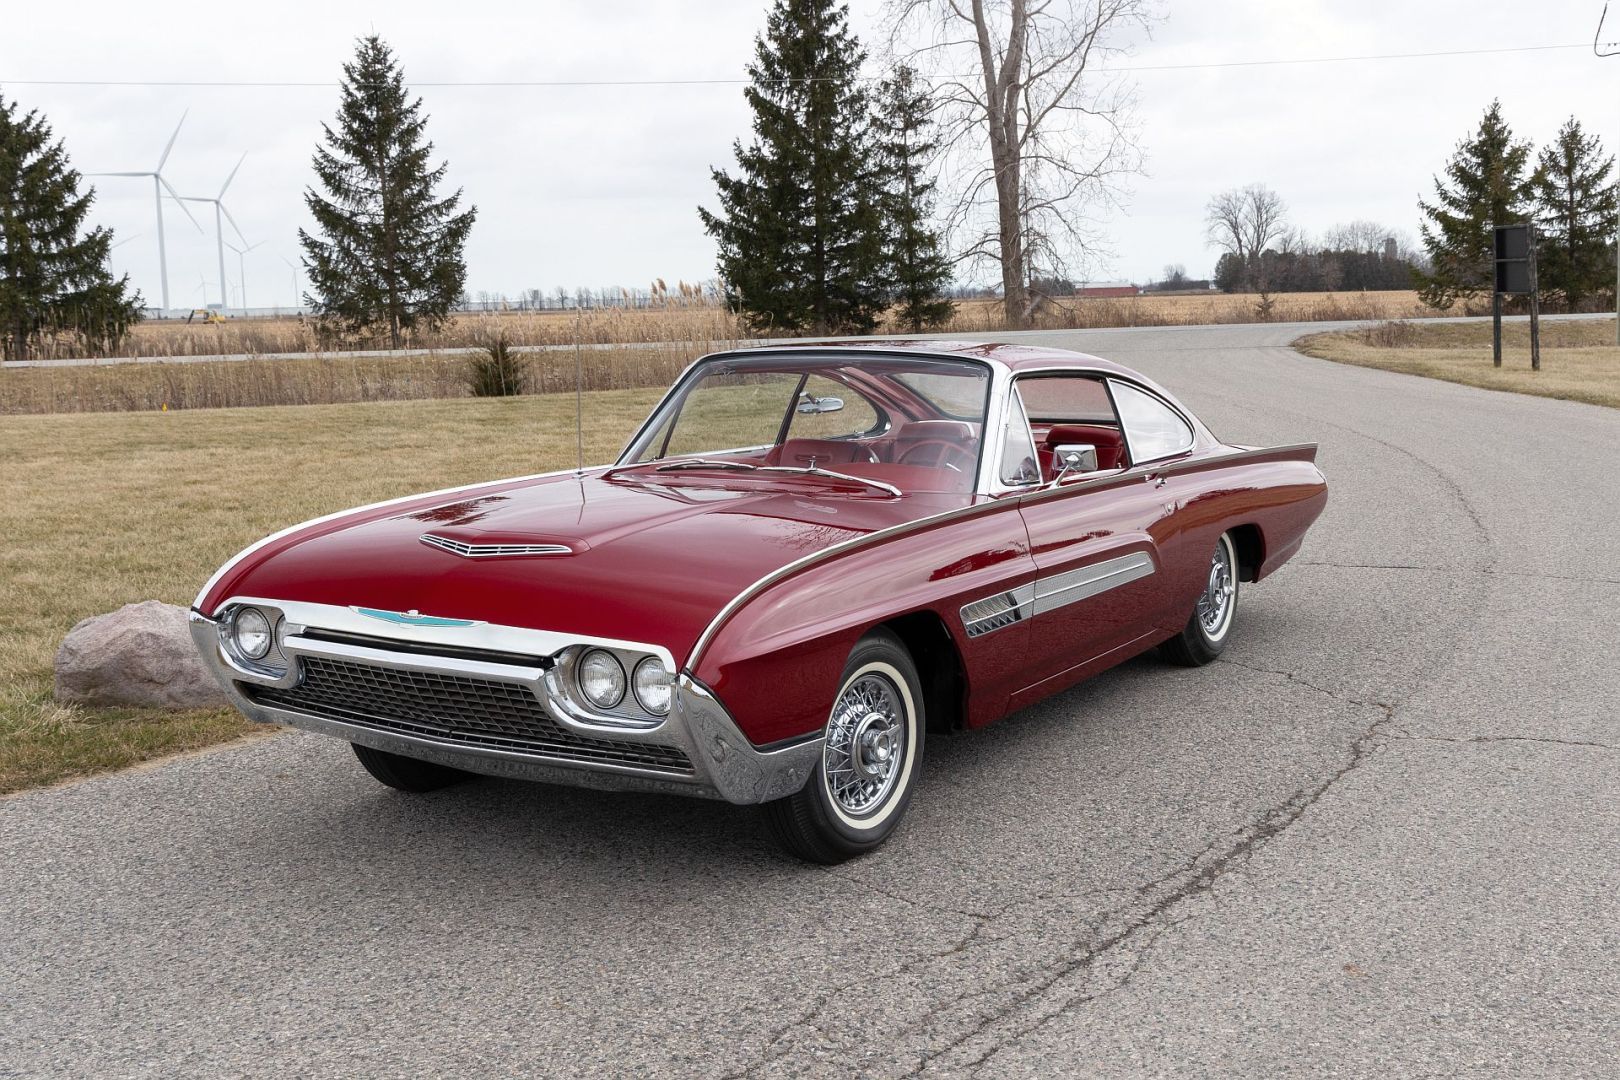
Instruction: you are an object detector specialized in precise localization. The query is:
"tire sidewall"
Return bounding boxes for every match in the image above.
[1186,532,1239,659]
[807,636,925,850]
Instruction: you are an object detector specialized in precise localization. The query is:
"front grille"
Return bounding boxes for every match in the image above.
[248,657,692,775]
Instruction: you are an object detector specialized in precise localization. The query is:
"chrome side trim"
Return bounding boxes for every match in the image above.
[193,467,586,609]
[1030,551,1156,616]
[957,551,1156,638]
[960,584,1035,638]
[420,534,572,558]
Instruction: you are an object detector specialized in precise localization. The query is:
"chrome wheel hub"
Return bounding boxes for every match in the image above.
[823,674,906,816]
[1196,540,1236,638]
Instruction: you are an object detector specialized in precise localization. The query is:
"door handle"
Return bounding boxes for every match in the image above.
[1144,473,1166,488]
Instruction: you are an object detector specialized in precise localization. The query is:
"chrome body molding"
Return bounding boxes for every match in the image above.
[1031,551,1155,616]
[420,534,572,558]
[959,551,1157,638]
[190,600,819,805]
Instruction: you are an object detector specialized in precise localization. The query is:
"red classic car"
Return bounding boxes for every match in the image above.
[192,341,1326,862]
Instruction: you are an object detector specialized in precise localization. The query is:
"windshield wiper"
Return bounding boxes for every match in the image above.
[758,465,901,497]
[652,459,760,473]
[625,458,900,497]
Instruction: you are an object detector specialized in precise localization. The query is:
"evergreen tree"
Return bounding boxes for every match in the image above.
[699,0,886,335]
[873,66,954,332]
[300,36,475,347]
[1530,117,1617,309]
[0,95,141,363]
[1416,100,1532,308]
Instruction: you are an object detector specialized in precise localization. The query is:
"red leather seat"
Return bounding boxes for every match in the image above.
[1041,423,1126,474]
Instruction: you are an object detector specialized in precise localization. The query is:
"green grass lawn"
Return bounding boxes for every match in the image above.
[0,386,665,795]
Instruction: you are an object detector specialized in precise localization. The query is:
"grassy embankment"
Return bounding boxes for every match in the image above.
[0,387,664,795]
[1296,318,1620,410]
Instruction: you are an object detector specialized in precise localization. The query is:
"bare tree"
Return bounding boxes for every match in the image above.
[888,0,1158,328]
[1204,183,1289,290]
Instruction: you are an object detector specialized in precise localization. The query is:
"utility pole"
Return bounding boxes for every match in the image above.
[1596,3,1620,342]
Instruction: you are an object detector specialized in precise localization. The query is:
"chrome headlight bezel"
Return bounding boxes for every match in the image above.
[576,648,628,709]
[632,655,673,716]
[217,603,290,679]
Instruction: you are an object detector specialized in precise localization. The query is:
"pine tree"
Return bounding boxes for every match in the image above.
[1416,100,1532,308]
[300,36,475,348]
[699,0,887,335]
[872,66,954,332]
[0,95,141,363]
[1530,117,1617,309]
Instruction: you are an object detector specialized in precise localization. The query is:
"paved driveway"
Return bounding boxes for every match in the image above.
[3,323,1615,1078]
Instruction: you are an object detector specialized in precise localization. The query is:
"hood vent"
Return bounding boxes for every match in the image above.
[420,533,572,558]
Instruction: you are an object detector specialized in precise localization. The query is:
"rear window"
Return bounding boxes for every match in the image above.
[1018,376,1116,423]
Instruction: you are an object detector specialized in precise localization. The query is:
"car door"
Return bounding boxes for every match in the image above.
[1009,376,1184,700]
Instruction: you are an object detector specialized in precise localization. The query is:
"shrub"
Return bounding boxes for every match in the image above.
[466,337,528,396]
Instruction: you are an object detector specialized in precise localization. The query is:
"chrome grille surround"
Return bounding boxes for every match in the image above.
[420,533,572,558]
[247,656,693,775]
[189,598,822,805]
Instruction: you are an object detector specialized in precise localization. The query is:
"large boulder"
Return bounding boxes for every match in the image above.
[54,600,228,709]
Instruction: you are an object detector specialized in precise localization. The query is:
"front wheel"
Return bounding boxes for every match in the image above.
[762,631,925,863]
[1161,531,1240,667]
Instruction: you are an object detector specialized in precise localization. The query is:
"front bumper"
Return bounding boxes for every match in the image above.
[189,602,820,805]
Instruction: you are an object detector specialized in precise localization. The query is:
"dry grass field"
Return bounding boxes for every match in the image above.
[16,289,1440,364]
[0,344,703,414]
[0,387,665,794]
[1296,318,1620,410]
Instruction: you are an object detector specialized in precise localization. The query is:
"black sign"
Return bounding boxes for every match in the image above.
[1494,224,1532,294]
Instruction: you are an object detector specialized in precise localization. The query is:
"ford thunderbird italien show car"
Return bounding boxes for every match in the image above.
[192,341,1326,862]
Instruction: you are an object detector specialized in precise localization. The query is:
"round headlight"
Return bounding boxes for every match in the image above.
[232,607,273,660]
[632,656,673,715]
[577,649,626,709]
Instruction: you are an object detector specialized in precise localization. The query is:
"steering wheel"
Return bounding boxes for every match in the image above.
[897,439,975,473]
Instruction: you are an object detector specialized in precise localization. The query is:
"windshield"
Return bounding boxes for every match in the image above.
[619,353,991,495]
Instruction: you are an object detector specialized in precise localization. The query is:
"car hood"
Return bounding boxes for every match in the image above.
[208,470,968,662]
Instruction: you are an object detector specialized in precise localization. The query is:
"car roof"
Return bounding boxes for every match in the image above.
[715,339,1137,378]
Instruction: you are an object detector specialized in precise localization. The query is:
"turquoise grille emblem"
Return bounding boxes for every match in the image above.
[354,607,479,628]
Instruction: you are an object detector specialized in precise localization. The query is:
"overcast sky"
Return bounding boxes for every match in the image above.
[2,0,1613,310]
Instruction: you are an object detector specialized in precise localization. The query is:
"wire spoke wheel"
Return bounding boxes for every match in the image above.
[1196,538,1236,639]
[822,673,907,818]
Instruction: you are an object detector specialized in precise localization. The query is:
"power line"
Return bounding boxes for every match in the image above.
[0,41,1600,89]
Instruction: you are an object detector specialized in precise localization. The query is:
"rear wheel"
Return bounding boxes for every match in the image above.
[1160,531,1240,667]
[351,743,474,793]
[762,631,924,863]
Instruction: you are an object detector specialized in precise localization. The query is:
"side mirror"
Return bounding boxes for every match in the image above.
[796,394,844,415]
[1052,444,1098,477]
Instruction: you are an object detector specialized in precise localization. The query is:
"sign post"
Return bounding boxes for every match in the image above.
[1492,223,1541,370]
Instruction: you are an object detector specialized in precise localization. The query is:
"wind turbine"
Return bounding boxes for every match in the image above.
[173,153,249,313]
[89,112,202,314]
[224,239,265,313]
[281,255,304,313]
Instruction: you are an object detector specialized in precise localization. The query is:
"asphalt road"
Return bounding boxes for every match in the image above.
[3,322,1616,1078]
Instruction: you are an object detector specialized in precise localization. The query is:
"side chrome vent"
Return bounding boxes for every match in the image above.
[420,533,572,558]
[961,585,1034,638]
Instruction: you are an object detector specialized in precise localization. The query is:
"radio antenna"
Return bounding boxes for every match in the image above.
[574,306,585,475]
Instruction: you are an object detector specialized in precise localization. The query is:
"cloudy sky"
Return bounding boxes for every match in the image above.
[2,0,1613,310]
